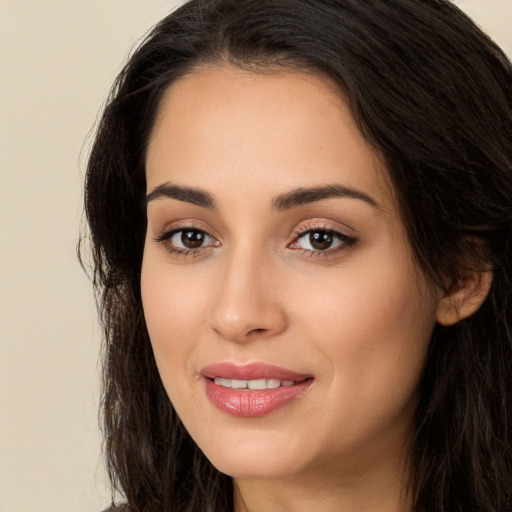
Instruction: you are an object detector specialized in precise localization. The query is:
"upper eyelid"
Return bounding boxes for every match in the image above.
[292,227,355,245]
[292,220,354,237]
[295,225,342,235]
[154,220,218,238]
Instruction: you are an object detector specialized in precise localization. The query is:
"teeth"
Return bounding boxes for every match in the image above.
[266,379,280,389]
[213,377,297,389]
[247,379,267,390]
[214,378,232,388]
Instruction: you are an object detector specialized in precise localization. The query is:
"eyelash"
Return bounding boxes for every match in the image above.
[154,223,357,259]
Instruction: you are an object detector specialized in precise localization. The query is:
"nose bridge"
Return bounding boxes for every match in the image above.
[209,239,287,342]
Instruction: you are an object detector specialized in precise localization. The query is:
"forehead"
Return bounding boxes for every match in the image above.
[146,65,393,212]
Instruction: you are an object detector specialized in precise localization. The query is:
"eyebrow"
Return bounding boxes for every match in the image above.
[145,183,215,209]
[145,182,380,211]
[272,184,381,211]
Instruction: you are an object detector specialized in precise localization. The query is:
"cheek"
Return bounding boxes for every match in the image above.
[299,268,425,331]
[142,276,202,335]
[140,252,207,374]
[294,254,436,395]
[288,269,434,455]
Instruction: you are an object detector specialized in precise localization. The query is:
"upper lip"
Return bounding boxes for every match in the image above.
[201,362,312,381]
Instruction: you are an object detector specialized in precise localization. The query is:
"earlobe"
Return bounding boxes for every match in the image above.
[436,268,493,326]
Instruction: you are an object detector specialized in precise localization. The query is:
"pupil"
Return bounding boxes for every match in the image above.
[181,230,204,249]
[310,231,333,250]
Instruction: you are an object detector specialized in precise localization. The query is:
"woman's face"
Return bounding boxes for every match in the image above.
[142,66,441,481]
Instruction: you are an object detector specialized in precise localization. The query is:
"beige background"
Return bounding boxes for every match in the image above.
[0,1,510,511]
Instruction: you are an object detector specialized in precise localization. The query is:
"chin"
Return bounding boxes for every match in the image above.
[213,455,303,480]
[195,430,310,479]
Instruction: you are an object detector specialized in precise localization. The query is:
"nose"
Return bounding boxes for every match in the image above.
[208,247,288,343]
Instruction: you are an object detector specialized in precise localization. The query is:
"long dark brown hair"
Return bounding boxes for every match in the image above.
[81,1,512,510]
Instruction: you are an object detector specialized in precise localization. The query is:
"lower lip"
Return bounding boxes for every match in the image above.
[204,378,313,417]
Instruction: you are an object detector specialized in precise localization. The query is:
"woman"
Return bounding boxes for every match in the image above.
[82,0,512,511]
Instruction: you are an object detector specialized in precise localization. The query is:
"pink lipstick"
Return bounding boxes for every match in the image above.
[201,363,314,417]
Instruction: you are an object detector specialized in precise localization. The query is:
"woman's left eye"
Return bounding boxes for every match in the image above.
[291,229,355,254]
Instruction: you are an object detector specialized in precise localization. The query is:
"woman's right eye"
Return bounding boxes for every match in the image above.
[155,228,219,254]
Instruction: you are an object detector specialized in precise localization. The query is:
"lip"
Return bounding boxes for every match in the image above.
[201,362,314,418]
[201,362,311,381]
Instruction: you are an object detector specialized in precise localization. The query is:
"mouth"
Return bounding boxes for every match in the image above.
[211,377,298,389]
[201,361,311,381]
[201,362,314,417]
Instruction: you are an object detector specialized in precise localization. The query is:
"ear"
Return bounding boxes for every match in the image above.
[436,267,493,326]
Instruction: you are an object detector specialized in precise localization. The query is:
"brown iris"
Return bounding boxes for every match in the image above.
[181,230,205,248]
[309,231,334,250]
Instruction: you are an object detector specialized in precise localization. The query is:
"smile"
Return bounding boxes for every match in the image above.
[201,362,314,417]
[213,377,296,389]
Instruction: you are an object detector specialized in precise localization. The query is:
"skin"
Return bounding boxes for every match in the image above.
[141,66,472,511]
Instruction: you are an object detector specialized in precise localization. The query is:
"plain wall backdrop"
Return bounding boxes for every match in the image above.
[0,1,510,511]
